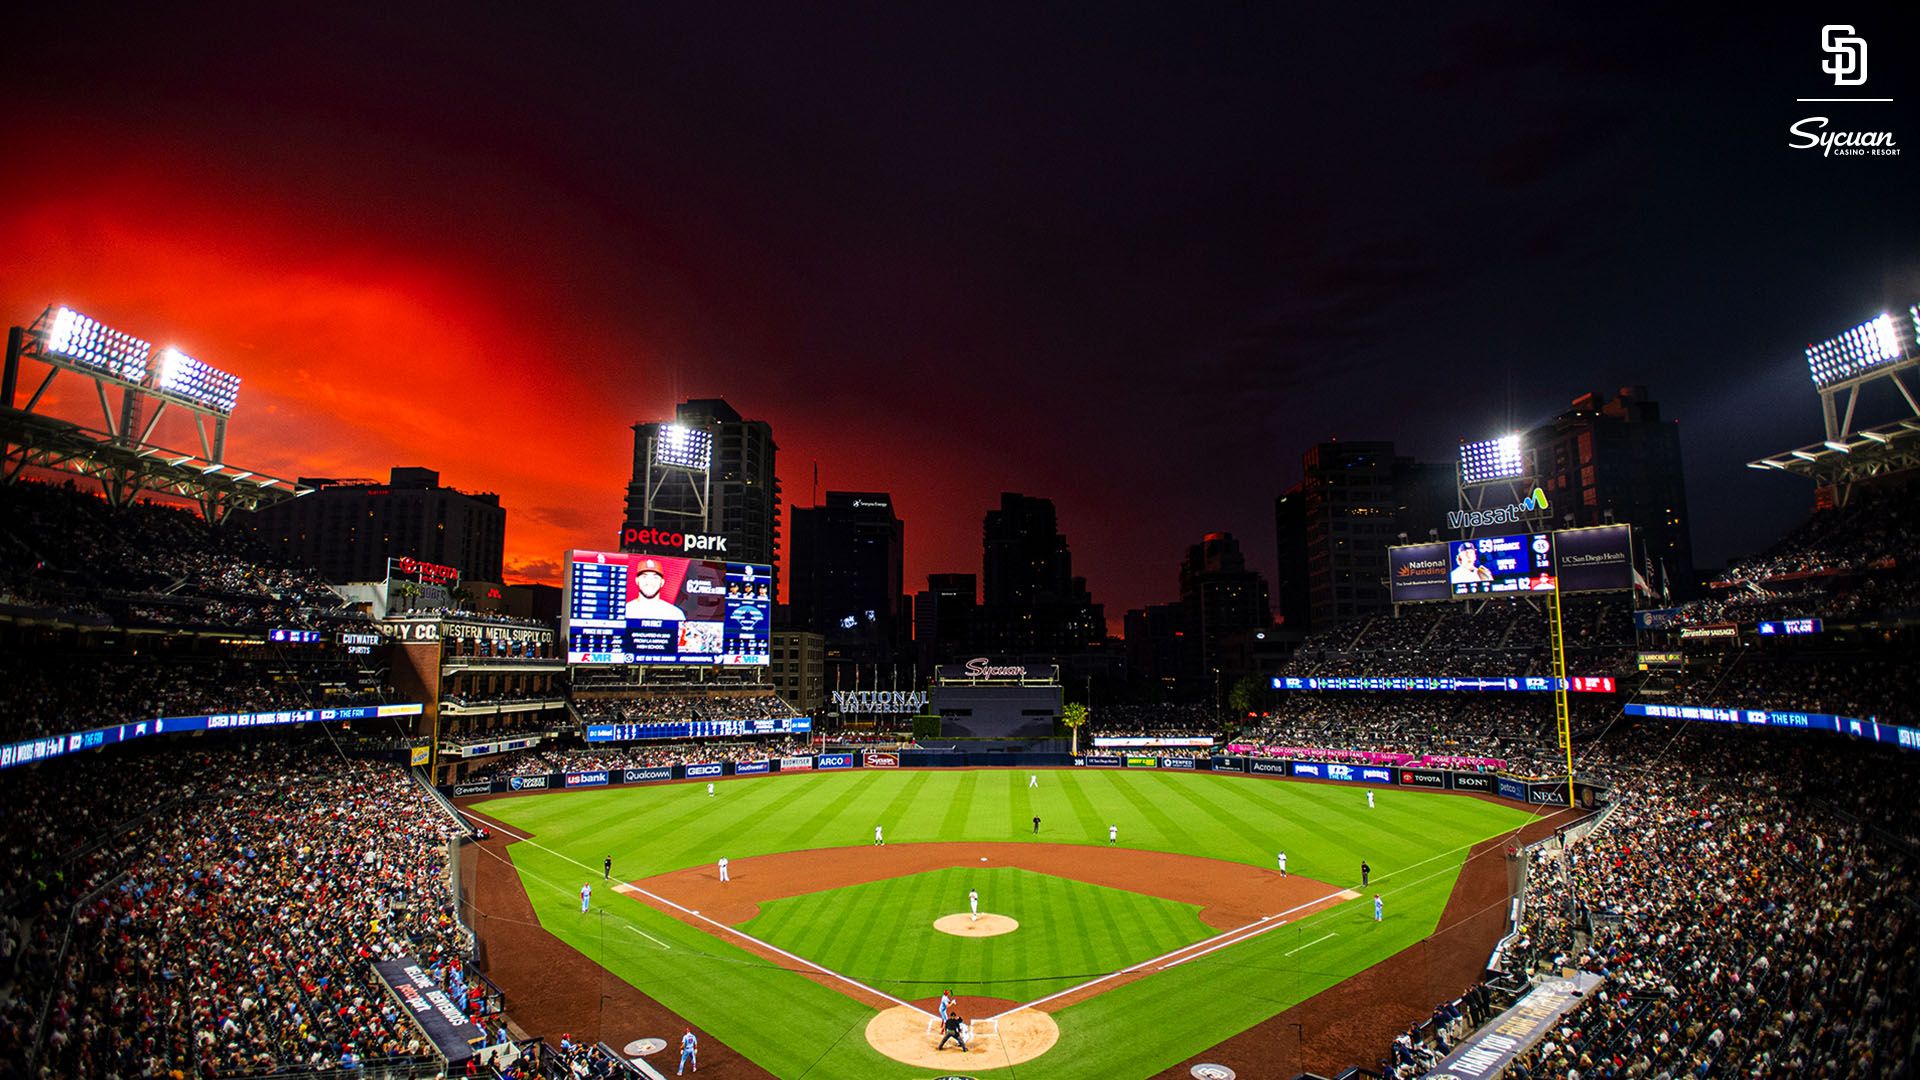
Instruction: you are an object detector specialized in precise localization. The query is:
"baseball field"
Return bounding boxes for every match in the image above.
[464,767,1546,1078]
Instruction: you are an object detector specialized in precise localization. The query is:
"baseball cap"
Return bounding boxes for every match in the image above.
[636,559,666,576]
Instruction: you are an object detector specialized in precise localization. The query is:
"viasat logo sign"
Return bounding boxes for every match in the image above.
[1446,488,1549,530]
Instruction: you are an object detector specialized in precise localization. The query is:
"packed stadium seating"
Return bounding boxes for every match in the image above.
[470,738,813,778]
[572,692,803,726]
[0,737,472,1077]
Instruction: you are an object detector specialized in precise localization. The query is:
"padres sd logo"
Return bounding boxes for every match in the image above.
[1192,1066,1238,1080]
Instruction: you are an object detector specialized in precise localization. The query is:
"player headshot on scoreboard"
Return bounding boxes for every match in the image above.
[1450,542,1494,586]
[624,557,687,621]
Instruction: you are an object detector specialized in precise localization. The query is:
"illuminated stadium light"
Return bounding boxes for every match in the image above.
[1805,313,1905,389]
[42,306,152,382]
[154,347,243,414]
[653,424,713,470]
[1459,434,1527,485]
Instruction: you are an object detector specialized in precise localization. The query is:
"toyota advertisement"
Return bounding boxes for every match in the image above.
[563,549,771,665]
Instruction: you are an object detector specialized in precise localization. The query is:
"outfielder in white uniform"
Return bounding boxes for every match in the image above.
[875,825,884,846]
[1028,774,1038,788]
[1277,851,1287,876]
[708,782,715,797]
[1109,824,1118,844]
[969,888,979,921]
[718,857,730,882]
[1367,790,1375,809]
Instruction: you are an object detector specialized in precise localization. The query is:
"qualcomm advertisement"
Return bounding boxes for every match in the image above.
[563,549,771,666]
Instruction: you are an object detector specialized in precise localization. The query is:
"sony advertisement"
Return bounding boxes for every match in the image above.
[563,549,771,665]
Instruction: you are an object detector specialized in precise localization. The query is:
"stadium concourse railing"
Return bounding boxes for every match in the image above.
[439,748,1607,810]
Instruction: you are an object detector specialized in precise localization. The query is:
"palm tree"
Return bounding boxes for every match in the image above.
[1061,702,1090,755]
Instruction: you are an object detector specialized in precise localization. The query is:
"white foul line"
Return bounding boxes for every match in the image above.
[623,924,673,950]
[462,809,930,1017]
[1284,932,1338,956]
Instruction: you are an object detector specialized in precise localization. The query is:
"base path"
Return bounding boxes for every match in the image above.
[866,1004,1059,1070]
[628,840,1344,931]
[934,913,1019,937]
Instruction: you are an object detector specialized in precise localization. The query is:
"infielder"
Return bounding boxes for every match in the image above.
[1367,789,1375,809]
[1277,851,1287,876]
[719,857,730,882]
[969,888,979,922]
[875,825,885,846]
[1374,893,1383,922]
[1109,823,1118,844]
[579,883,591,913]
[678,1030,697,1074]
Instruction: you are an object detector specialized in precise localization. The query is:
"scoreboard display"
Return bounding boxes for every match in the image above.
[1449,534,1557,596]
[564,549,771,665]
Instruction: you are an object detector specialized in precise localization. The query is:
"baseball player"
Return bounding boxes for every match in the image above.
[1032,815,1040,834]
[1374,893,1383,922]
[1109,823,1118,844]
[678,1029,697,1074]
[938,990,953,1023]
[1361,860,1371,887]
[875,824,885,846]
[1367,789,1375,809]
[718,857,730,882]
[969,888,979,922]
[580,883,591,913]
[1028,773,1038,788]
[1277,851,1287,877]
[603,855,612,880]
[708,782,715,797]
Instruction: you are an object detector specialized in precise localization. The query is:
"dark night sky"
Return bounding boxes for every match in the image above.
[2,7,1915,627]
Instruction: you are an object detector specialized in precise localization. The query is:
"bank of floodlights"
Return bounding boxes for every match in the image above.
[43,306,152,382]
[653,423,713,470]
[1459,433,1527,485]
[1805,312,1909,389]
[153,347,242,415]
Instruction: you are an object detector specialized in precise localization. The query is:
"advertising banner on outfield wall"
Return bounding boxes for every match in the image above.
[623,767,673,784]
[1125,755,1158,767]
[1497,777,1530,801]
[734,760,770,775]
[815,753,856,770]
[682,762,723,779]
[1083,754,1123,767]
[777,755,814,770]
[1451,772,1495,792]
[564,771,610,787]
[1210,757,1244,772]
[1400,769,1448,789]
[507,775,548,791]
[864,752,899,768]
[451,781,493,797]
[1529,782,1570,805]
[1249,758,1290,776]
[1290,761,1394,784]
[1158,756,1196,769]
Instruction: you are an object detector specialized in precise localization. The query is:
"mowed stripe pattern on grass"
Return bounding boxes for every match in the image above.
[477,768,1543,1080]
[739,866,1215,1001]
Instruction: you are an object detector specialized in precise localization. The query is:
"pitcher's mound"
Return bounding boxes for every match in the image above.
[865,1005,1059,1068]
[933,913,1019,937]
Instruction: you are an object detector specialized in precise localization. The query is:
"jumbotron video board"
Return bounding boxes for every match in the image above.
[1388,524,1633,603]
[564,549,771,665]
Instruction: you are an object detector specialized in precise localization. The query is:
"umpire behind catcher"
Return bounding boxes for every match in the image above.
[937,1010,968,1051]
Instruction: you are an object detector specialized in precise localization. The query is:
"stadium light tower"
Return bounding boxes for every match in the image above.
[1452,432,1546,541]
[2,304,303,520]
[632,420,714,536]
[1748,303,1920,506]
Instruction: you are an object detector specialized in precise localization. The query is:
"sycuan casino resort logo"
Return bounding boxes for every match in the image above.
[1446,487,1549,530]
[1789,24,1898,158]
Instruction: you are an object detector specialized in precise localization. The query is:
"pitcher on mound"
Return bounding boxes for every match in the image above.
[969,888,979,922]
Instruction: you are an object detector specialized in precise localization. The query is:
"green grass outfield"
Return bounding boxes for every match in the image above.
[475,768,1540,1079]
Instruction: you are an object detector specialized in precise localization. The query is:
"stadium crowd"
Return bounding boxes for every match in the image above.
[0,654,387,741]
[573,693,802,725]
[467,738,813,779]
[0,737,474,1077]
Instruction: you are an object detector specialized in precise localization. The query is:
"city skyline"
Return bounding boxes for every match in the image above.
[1,9,1914,629]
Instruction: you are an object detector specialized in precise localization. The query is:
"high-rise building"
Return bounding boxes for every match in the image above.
[623,397,780,585]
[980,493,1103,656]
[1526,387,1694,593]
[787,492,906,665]
[241,466,505,584]
[1179,531,1273,676]
[914,572,979,671]
[1275,442,1453,630]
